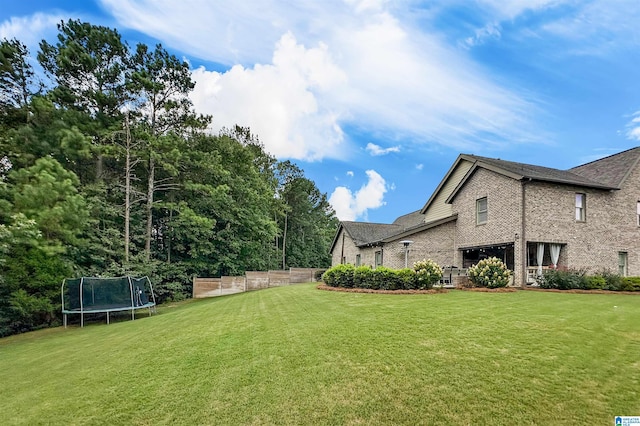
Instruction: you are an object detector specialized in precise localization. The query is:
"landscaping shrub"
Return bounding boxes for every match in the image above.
[621,277,640,292]
[354,266,374,289]
[600,270,623,291]
[371,267,396,290]
[468,257,511,288]
[397,268,418,290]
[322,264,355,287]
[322,261,447,291]
[584,275,606,290]
[413,259,443,289]
[539,268,586,290]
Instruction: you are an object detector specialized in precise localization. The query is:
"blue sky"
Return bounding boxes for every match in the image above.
[3,0,640,223]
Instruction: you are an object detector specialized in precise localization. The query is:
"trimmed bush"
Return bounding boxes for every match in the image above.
[584,275,606,290]
[354,266,374,289]
[468,257,512,288]
[321,261,445,291]
[371,267,396,290]
[322,264,355,287]
[539,268,586,290]
[397,268,418,290]
[621,277,640,292]
[413,259,443,289]
[600,270,623,291]
[537,269,640,291]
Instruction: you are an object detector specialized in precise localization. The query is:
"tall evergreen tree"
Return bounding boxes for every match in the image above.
[38,19,130,182]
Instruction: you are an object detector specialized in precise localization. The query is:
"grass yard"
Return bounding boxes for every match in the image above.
[1,284,639,425]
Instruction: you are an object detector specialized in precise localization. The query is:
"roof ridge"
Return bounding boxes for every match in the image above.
[570,146,640,170]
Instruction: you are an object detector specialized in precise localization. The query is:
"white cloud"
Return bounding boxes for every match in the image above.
[415,163,424,170]
[346,171,354,177]
[102,0,540,159]
[366,142,400,156]
[190,32,347,161]
[474,0,640,55]
[0,13,64,51]
[329,170,387,221]
[474,0,557,19]
[541,0,640,43]
[462,22,501,49]
[626,112,640,141]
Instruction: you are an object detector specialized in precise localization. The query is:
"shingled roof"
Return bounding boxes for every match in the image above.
[333,147,639,254]
[391,210,426,229]
[461,154,617,190]
[340,221,399,247]
[570,147,640,188]
[333,210,427,249]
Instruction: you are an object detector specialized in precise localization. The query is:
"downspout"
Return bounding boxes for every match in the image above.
[341,232,345,264]
[520,179,529,287]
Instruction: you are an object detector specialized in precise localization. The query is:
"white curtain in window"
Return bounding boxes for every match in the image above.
[537,243,544,276]
[550,244,561,268]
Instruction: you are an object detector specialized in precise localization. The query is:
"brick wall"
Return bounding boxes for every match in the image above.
[383,221,457,269]
[451,168,524,284]
[525,163,640,275]
[331,228,361,266]
[330,157,640,282]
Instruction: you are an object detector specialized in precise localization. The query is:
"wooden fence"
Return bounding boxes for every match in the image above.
[193,268,324,299]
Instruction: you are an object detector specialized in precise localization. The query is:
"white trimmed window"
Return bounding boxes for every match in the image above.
[375,251,382,268]
[476,197,488,225]
[619,252,628,276]
[575,193,586,221]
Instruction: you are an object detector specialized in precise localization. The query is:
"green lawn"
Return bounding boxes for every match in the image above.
[1,284,639,425]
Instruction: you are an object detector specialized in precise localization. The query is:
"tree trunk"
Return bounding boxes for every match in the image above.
[124,116,131,263]
[145,156,155,261]
[282,213,287,270]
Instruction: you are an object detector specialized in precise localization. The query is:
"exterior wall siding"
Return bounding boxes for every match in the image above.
[330,228,383,267]
[382,221,457,269]
[452,168,524,284]
[331,151,640,282]
[423,160,473,223]
[331,229,359,266]
[525,162,640,275]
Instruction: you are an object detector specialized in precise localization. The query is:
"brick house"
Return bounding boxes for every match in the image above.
[330,147,640,286]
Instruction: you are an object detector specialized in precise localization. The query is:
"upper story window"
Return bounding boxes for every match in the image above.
[476,197,488,225]
[575,193,586,222]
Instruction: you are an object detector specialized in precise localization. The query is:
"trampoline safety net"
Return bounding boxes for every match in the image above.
[61,276,156,327]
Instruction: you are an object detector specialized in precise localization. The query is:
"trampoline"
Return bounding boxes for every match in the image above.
[61,276,157,327]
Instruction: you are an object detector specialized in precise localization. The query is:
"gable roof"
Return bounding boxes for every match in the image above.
[420,156,473,215]
[570,147,640,188]
[332,147,639,255]
[446,153,619,203]
[391,209,425,229]
[342,221,399,247]
[330,210,427,252]
[382,214,457,243]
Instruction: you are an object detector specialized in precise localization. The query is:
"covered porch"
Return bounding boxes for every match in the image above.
[460,243,515,286]
[526,242,565,285]
[461,243,515,270]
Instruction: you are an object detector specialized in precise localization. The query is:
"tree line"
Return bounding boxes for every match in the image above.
[0,20,339,336]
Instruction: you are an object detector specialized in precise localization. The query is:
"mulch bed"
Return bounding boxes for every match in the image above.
[317,284,639,295]
[519,287,640,295]
[458,287,517,293]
